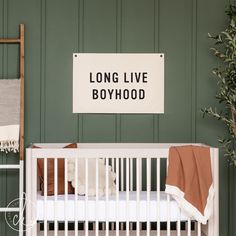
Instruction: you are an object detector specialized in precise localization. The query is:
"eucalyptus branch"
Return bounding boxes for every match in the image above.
[202,107,231,125]
[203,4,236,165]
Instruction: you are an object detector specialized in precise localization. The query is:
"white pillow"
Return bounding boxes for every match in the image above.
[67,158,116,196]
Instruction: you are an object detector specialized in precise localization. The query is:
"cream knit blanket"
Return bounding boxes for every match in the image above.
[67,158,116,196]
[0,79,20,153]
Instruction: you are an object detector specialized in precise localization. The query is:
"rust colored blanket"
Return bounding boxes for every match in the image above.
[165,145,214,224]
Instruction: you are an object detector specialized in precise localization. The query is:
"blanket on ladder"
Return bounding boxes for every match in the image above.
[165,145,214,224]
[0,79,20,153]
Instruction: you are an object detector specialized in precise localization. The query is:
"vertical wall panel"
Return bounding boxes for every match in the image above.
[120,0,155,142]
[7,0,41,145]
[8,0,42,146]
[196,0,228,145]
[6,10,18,79]
[44,0,78,142]
[82,115,116,142]
[83,0,117,53]
[121,115,154,142]
[158,0,192,143]
[191,0,197,142]
[77,0,83,141]
[82,0,117,142]
[2,0,7,78]
[196,0,228,235]
[153,0,160,142]
[121,0,154,53]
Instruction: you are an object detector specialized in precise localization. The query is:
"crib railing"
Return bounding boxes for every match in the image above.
[26,143,219,236]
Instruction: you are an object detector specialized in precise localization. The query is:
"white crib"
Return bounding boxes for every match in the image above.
[26,143,219,236]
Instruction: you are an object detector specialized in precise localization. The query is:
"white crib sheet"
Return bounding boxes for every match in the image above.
[37,191,189,222]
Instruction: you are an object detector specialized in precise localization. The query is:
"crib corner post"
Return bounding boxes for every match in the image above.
[208,147,219,236]
[26,148,32,236]
[26,147,38,236]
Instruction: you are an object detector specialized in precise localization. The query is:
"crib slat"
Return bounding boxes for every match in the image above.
[177,207,181,236]
[106,158,109,236]
[31,157,37,236]
[130,159,133,236]
[140,158,142,191]
[85,158,89,236]
[146,157,151,236]
[121,158,124,191]
[116,158,119,236]
[156,158,160,236]
[112,158,115,172]
[126,158,130,236]
[188,218,191,236]
[26,152,32,236]
[136,157,140,236]
[140,158,143,234]
[54,158,58,236]
[197,222,201,236]
[65,158,68,236]
[130,158,133,191]
[121,158,125,231]
[75,158,78,236]
[44,158,48,236]
[166,158,170,236]
[96,158,99,236]
[167,194,171,236]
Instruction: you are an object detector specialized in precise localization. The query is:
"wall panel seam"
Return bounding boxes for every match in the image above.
[116,0,122,142]
[40,0,46,142]
[191,0,197,142]
[3,0,7,78]
[76,0,79,142]
[78,0,84,142]
[153,0,159,143]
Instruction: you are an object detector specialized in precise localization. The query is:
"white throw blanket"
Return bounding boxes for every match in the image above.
[0,79,20,153]
[67,159,116,196]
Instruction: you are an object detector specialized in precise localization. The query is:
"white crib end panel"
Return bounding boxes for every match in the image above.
[208,147,219,236]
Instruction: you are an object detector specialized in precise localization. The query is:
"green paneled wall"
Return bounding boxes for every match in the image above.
[0,0,233,235]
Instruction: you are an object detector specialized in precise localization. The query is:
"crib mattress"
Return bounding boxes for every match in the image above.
[37,191,189,222]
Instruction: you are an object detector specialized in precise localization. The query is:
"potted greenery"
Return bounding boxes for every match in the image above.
[202,5,236,165]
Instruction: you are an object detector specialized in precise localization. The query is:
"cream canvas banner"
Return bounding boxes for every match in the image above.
[73,53,164,113]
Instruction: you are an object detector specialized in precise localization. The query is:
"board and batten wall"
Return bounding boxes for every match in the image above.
[0,0,234,235]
